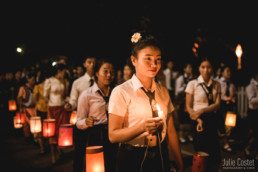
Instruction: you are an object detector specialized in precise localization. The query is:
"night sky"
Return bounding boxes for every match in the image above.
[2,2,257,84]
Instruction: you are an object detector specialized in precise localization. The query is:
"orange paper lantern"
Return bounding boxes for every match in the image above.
[30,116,42,134]
[86,146,105,172]
[8,99,17,111]
[15,111,25,124]
[13,116,23,129]
[58,124,73,148]
[69,110,77,125]
[43,119,56,137]
[225,112,237,127]
[192,152,209,172]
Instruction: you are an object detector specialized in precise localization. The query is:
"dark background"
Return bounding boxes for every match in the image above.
[2,1,257,86]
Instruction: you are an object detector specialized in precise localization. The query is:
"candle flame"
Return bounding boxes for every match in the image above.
[235,44,243,58]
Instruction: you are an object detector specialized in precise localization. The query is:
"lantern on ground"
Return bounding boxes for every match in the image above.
[8,99,17,111]
[69,110,77,125]
[192,152,209,172]
[13,116,23,129]
[225,112,237,127]
[30,116,42,134]
[58,124,73,148]
[15,111,25,125]
[235,44,243,70]
[86,146,105,172]
[43,119,56,138]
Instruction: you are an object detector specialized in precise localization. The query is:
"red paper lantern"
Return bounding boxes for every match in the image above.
[15,111,25,124]
[43,119,56,138]
[192,152,209,172]
[8,99,17,111]
[69,110,77,125]
[86,146,105,172]
[58,124,73,148]
[13,116,23,129]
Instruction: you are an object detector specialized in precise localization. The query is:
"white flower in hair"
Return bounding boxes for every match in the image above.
[131,32,142,43]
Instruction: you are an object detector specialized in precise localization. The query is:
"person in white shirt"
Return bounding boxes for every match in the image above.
[76,58,117,172]
[218,65,237,153]
[64,56,96,172]
[108,32,183,172]
[185,57,221,171]
[245,70,258,160]
[43,63,70,164]
[175,63,195,143]
[163,60,179,102]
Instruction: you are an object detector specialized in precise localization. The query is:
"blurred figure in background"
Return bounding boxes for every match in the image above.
[64,56,96,172]
[245,69,258,160]
[163,60,179,102]
[44,63,71,164]
[17,73,37,143]
[185,57,221,171]
[175,63,195,144]
[218,65,237,153]
[33,70,48,155]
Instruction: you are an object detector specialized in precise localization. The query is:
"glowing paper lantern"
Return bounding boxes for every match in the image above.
[58,124,73,148]
[43,119,56,137]
[86,146,105,172]
[225,112,237,127]
[192,152,209,172]
[15,111,25,124]
[69,110,77,125]
[8,99,17,111]
[30,116,42,134]
[13,116,23,129]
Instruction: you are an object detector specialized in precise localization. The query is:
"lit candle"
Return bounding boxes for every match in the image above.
[156,104,163,118]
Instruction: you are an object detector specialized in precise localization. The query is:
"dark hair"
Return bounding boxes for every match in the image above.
[124,56,135,74]
[52,63,67,75]
[130,31,163,57]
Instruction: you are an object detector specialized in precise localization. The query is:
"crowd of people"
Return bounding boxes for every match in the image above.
[1,31,258,172]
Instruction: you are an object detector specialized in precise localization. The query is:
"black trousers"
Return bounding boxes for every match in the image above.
[73,126,88,172]
[117,141,170,172]
[193,113,221,169]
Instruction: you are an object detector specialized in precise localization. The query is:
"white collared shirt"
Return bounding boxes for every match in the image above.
[109,74,174,146]
[76,83,109,130]
[175,73,193,96]
[246,78,258,109]
[69,73,95,109]
[218,77,236,100]
[185,75,220,111]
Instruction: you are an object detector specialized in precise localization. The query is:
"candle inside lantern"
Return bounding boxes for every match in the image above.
[30,116,42,134]
[86,146,105,172]
[225,112,237,127]
[58,124,73,148]
[8,99,17,111]
[15,111,25,124]
[43,119,56,137]
[13,116,23,129]
[69,110,77,125]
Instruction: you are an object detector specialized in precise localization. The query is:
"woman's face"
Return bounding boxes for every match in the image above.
[222,67,231,79]
[131,46,161,79]
[96,63,115,86]
[199,60,213,79]
[184,64,192,75]
[123,65,133,81]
